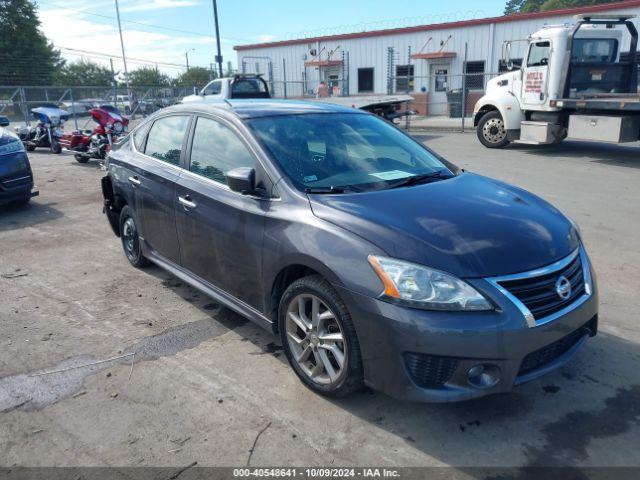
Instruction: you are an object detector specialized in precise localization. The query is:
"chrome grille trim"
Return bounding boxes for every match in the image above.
[486,247,593,328]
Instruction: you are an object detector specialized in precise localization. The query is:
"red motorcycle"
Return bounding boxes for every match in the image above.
[60,105,129,163]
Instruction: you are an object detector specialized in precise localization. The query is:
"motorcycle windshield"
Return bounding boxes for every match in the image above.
[31,107,70,125]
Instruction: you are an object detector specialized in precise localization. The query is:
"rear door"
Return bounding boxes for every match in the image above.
[135,114,191,263]
[522,41,551,107]
[175,115,267,310]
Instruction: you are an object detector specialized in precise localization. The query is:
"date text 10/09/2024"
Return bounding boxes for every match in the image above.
[233,468,401,478]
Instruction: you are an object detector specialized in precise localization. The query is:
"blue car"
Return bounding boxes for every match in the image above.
[0,116,39,206]
[101,101,597,402]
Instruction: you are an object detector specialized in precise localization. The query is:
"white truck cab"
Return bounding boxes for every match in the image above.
[474,14,639,148]
[182,74,271,103]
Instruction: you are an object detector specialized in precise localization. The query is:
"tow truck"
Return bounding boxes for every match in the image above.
[474,14,640,148]
[183,74,414,121]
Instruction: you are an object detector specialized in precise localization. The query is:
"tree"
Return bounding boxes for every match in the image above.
[175,67,213,88]
[53,59,114,86]
[129,66,171,86]
[505,0,618,14]
[0,0,63,85]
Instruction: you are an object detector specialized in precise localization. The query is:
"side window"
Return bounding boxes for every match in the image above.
[203,81,221,95]
[527,41,551,67]
[133,121,151,151]
[189,117,255,184]
[144,115,190,166]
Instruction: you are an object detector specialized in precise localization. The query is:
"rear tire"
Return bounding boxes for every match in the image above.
[26,145,36,152]
[279,275,363,398]
[119,205,150,268]
[477,111,510,149]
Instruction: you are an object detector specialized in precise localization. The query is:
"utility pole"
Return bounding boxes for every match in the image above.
[185,48,195,71]
[114,0,130,99]
[109,58,116,99]
[212,0,223,77]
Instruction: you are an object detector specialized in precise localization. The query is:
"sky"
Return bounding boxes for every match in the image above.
[36,0,508,77]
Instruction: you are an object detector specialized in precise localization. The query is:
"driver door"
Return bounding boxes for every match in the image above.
[522,41,551,107]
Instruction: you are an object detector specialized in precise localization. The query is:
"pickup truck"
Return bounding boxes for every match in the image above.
[474,14,640,148]
[182,74,414,121]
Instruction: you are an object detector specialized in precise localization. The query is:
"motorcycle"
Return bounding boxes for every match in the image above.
[15,105,69,154]
[59,105,129,163]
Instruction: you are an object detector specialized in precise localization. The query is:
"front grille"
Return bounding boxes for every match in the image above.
[404,353,458,388]
[498,252,586,321]
[518,324,590,376]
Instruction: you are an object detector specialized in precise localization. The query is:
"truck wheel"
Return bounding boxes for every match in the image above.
[477,111,510,149]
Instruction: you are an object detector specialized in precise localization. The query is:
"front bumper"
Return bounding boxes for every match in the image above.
[335,253,599,403]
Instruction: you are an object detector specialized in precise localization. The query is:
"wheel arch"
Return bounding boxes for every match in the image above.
[101,175,128,237]
[267,259,343,332]
[474,95,524,130]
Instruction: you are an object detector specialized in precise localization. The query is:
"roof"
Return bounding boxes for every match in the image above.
[168,99,363,119]
[234,0,640,51]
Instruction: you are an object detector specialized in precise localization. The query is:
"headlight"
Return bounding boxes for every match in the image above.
[113,121,123,133]
[368,255,492,311]
[0,139,25,156]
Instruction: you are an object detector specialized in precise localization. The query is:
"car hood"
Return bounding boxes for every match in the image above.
[308,173,580,278]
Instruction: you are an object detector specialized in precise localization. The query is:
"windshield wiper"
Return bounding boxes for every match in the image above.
[388,171,448,189]
[305,185,347,194]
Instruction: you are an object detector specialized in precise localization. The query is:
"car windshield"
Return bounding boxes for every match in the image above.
[247,113,453,192]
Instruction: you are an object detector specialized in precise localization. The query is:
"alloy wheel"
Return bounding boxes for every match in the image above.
[285,294,347,385]
[482,117,507,144]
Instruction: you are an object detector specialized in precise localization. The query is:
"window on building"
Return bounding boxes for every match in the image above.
[395,64,414,92]
[464,61,485,89]
[189,117,255,185]
[144,115,190,166]
[358,68,374,93]
[527,41,551,67]
[498,58,523,73]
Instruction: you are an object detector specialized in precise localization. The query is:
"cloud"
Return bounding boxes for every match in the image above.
[256,34,278,43]
[119,0,200,13]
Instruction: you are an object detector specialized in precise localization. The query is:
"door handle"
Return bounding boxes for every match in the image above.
[178,195,197,209]
[128,176,141,186]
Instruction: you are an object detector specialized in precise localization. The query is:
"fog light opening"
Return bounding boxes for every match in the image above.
[467,363,501,389]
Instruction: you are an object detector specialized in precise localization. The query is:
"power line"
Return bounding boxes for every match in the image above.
[57,46,195,69]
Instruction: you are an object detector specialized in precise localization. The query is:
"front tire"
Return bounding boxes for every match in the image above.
[279,275,363,398]
[51,139,62,154]
[75,154,89,163]
[119,205,150,268]
[477,111,510,149]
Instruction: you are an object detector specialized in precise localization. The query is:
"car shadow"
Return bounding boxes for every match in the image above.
[142,266,640,469]
[508,141,640,169]
[0,200,64,232]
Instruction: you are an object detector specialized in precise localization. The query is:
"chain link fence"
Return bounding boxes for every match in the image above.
[2,71,504,132]
[0,85,198,130]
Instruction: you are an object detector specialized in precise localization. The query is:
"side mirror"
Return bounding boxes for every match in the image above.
[226,167,255,194]
[0,116,9,127]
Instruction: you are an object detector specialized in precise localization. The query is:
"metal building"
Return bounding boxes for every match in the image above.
[234,0,640,116]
